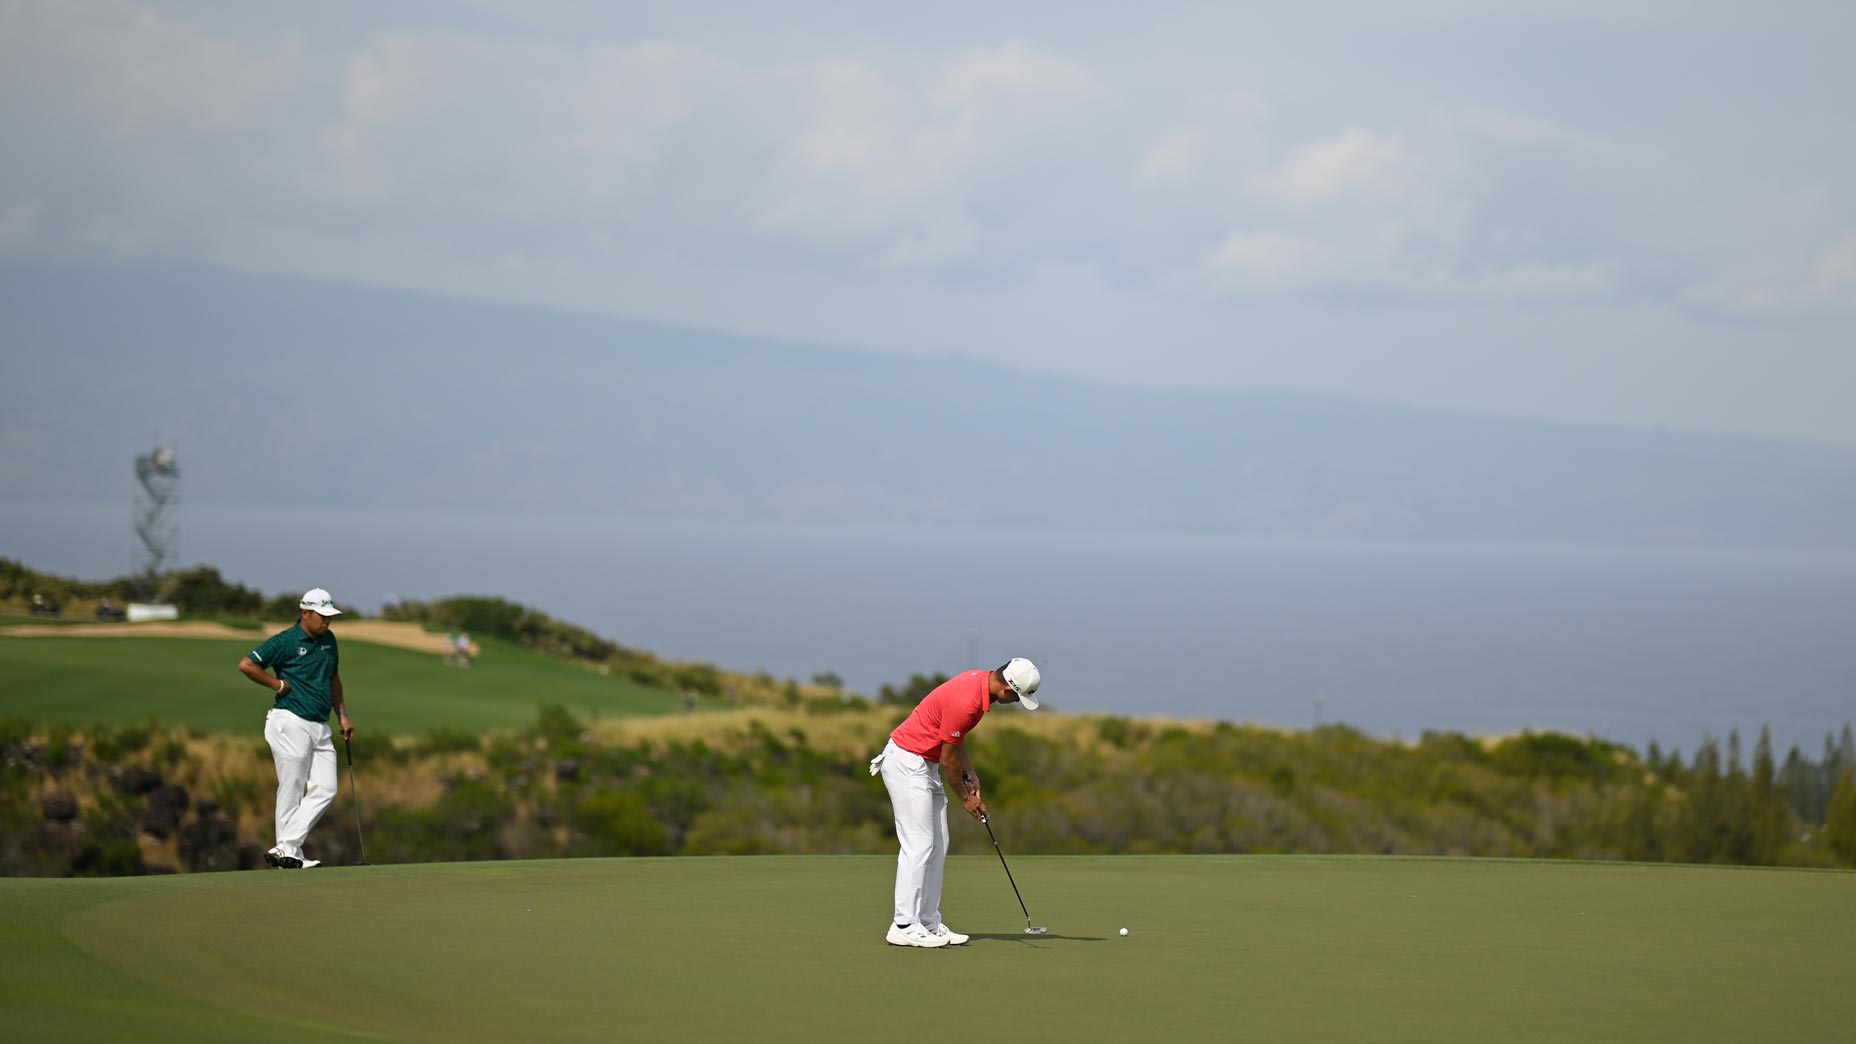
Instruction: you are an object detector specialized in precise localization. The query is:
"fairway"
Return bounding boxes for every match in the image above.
[0,634,693,734]
[2,857,1851,1043]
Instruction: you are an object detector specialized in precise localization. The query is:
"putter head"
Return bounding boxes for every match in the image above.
[1024,926,1048,935]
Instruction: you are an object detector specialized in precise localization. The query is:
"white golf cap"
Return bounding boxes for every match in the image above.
[299,588,342,616]
[1002,657,1040,709]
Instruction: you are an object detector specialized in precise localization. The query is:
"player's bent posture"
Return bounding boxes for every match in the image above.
[236,588,354,869]
[869,658,1040,947]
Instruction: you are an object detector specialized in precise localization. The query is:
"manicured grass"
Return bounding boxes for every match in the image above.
[0,634,699,734]
[2,856,1850,1043]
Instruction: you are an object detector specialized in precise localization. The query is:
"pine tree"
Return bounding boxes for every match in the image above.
[1677,738,1725,863]
[1827,768,1856,868]
[1780,745,1814,826]
[1749,725,1787,863]
[1720,730,1755,863]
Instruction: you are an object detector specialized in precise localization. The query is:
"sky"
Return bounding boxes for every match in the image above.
[4,0,1855,446]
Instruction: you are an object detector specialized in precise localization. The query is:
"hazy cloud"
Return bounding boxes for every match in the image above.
[1687,234,1856,319]
[2,1,1853,445]
[1275,128,1410,206]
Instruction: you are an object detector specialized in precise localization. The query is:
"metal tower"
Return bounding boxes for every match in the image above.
[133,444,181,600]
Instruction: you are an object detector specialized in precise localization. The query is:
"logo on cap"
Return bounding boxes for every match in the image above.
[298,588,343,616]
[1002,657,1041,710]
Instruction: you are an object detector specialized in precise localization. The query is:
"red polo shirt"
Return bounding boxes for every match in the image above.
[890,670,992,762]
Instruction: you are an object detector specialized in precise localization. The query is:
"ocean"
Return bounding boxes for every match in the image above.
[5,501,1853,757]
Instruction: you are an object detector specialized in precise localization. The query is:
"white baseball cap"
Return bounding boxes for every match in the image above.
[1002,657,1041,710]
[299,588,343,616]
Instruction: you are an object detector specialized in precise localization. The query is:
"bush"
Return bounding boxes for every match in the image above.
[573,791,672,856]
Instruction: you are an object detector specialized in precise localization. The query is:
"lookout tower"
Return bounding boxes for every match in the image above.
[133,444,181,600]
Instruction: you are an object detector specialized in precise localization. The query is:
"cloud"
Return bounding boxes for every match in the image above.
[1204,230,1341,293]
[1137,131,1203,186]
[1,1,1849,340]
[1686,234,1856,319]
[1274,127,1409,205]
[933,40,1089,106]
[0,0,312,247]
[1197,116,1631,302]
[751,42,1095,267]
[319,33,726,214]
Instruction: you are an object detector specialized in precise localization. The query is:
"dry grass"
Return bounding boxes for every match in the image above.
[0,618,458,654]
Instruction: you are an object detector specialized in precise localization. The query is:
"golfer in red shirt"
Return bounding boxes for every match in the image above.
[869,658,1040,947]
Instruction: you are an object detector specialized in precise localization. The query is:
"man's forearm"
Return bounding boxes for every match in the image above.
[238,659,283,692]
[940,745,978,801]
[941,760,970,799]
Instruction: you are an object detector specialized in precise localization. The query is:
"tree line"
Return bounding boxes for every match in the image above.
[4,710,1851,877]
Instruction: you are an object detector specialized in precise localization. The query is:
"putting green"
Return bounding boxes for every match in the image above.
[3,857,1850,1042]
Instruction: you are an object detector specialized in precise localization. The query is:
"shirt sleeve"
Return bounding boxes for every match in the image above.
[938,680,988,744]
[249,632,284,666]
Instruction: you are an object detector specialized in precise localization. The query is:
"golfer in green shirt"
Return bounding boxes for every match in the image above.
[237,588,354,869]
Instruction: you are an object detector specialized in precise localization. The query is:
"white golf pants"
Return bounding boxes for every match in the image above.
[879,739,949,928]
[264,707,338,858]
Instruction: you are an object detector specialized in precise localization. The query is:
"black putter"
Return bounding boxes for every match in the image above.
[344,736,370,866]
[980,812,1046,934]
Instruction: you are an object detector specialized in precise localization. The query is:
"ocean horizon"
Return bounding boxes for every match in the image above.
[5,500,1853,758]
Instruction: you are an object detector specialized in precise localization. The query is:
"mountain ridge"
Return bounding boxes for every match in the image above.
[5,260,1855,549]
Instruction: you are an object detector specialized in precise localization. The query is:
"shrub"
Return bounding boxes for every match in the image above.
[572,791,671,856]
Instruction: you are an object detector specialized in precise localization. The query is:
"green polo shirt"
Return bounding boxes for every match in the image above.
[249,623,340,723]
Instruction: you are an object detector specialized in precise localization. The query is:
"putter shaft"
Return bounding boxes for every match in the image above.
[344,736,369,865]
[980,814,1042,931]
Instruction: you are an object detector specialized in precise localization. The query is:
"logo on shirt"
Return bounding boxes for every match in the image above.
[952,730,962,738]
[297,647,308,656]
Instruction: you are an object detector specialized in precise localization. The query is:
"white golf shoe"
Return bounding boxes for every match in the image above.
[298,858,322,869]
[928,923,969,945]
[885,923,950,948]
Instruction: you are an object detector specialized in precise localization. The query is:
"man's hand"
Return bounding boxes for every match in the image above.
[275,678,291,698]
[961,788,988,821]
[338,711,353,742]
[959,771,987,820]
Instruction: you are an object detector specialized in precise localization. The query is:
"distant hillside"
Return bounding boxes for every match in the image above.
[6,261,1856,547]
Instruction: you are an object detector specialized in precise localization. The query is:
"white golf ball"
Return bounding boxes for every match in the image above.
[1119,928,1129,936]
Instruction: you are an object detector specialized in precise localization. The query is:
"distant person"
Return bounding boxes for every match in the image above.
[455,631,474,668]
[442,632,458,667]
[867,658,1040,948]
[95,598,124,621]
[236,588,355,870]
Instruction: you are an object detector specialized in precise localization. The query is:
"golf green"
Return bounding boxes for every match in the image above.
[2,856,1850,1042]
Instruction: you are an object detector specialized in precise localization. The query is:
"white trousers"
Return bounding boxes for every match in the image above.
[879,739,949,928]
[264,707,338,858]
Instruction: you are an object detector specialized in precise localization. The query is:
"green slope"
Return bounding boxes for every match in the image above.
[3,856,1850,1043]
[0,635,694,734]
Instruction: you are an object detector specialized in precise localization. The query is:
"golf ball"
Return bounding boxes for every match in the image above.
[1119,928,1129,936]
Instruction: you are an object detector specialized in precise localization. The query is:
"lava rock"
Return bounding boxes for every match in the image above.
[111,766,164,795]
[141,783,191,839]
[40,792,80,822]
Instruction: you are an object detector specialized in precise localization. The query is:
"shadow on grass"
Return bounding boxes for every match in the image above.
[969,933,1106,944]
